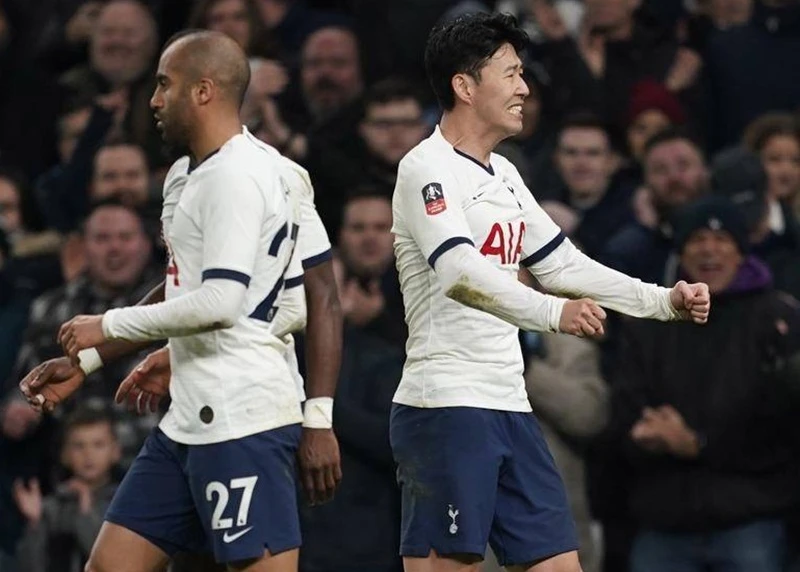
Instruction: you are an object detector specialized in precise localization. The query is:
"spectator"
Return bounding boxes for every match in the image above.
[89,142,151,208]
[356,78,430,197]
[542,112,636,258]
[13,406,120,572]
[2,201,162,474]
[532,0,702,132]
[59,0,168,170]
[37,91,137,234]
[603,127,709,284]
[0,169,65,301]
[189,0,276,58]
[270,26,364,143]
[624,79,687,173]
[611,196,800,572]
[711,146,800,300]
[743,112,800,215]
[336,189,406,350]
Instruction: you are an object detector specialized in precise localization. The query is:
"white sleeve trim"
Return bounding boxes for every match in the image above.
[528,239,679,320]
[102,278,248,341]
[434,243,566,333]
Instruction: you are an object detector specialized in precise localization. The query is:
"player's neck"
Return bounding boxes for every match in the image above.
[189,115,242,165]
[439,111,503,167]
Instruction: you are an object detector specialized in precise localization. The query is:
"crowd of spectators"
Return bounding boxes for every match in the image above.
[2,1,800,571]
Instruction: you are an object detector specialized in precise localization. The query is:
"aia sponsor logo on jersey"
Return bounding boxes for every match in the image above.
[422,182,446,215]
[480,221,526,265]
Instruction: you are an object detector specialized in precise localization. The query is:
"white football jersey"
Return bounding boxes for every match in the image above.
[159,131,331,441]
[158,132,302,444]
[392,126,565,412]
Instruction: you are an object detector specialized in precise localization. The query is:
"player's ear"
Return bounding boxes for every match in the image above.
[451,73,473,106]
[194,78,214,106]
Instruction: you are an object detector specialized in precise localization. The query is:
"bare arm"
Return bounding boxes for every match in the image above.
[302,260,342,399]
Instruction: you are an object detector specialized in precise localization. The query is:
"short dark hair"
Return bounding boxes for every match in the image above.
[94,139,150,171]
[643,126,705,160]
[188,0,278,58]
[64,405,117,440]
[556,111,611,144]
[80,198,148,235]
[362,77,425,116]
[425,12,528,111]
[743,112,800,154]
[344,186,392,206]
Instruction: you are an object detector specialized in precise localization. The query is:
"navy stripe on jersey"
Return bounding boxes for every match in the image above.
[201,268,251,286]
[250,277,284,322]
[250,223,301,322]
[520,232,566,267]
[302,249,332,270]
[285,275,304,289]
[427,236,474,268]
[453,148,494,176]
[269,223,289,256]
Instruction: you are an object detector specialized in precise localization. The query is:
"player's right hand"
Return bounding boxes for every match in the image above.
[115,347,171,414]
[298,428,342,506]
[18,357,86,413]
[559,298,607,338]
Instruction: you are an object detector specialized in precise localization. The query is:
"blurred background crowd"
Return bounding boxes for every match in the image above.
[2,0,800,571]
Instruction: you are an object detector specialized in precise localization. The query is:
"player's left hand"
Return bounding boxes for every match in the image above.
[669,280,710,324]
[297,428,342,506]
[115,347,171,414]
[58,315,107,364]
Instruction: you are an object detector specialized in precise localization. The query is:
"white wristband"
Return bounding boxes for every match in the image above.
[302,397,333,429]
[77,348,103,376]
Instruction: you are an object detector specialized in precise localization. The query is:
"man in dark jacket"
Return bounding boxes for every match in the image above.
[610,195,800,571]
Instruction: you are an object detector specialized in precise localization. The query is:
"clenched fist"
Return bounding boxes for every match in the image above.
[559,298,607,338]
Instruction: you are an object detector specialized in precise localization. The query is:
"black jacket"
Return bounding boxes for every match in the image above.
[298,328,404,572]
[611,257,800,531]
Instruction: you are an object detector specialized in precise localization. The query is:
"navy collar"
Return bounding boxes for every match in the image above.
[453,147,494,176]
[187,148,221,174]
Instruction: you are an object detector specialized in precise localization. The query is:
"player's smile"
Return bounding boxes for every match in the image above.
[508,103,523,117]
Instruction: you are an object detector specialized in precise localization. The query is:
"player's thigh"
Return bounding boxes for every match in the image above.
[489,413,578,569]
[390,405,506,560]
[402,548,482,572]
[225,548,298,572]
[505,550,582,572]
[187,424,302,565]
[103,428,206,559]
[86,521,170,572]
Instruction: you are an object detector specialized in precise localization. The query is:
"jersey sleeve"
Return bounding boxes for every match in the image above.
[505,165,566,267]
[197,167,270,285]
[393,153,474,267]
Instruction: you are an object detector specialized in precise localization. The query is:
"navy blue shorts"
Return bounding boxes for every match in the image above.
[105,424,302,563]
[390,405,578,566]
